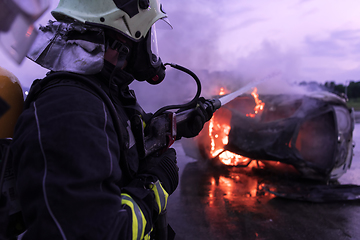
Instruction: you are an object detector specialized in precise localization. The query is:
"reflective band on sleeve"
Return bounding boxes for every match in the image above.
[121,193,147,240]
[144,232,151,240]
[149,180,169,214]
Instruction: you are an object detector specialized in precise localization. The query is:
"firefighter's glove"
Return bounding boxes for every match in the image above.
[138,148,179,195]
[176,97,213,139]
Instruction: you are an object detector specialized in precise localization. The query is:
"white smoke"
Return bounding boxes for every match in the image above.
[131,38,312,113]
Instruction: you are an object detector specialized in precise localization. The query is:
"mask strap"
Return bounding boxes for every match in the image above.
[108,39,130,69]
[107,38,132,102]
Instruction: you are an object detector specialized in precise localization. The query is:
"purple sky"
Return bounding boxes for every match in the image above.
[1,0,360,90]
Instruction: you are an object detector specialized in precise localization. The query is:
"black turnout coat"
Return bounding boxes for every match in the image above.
[11,64,156,239]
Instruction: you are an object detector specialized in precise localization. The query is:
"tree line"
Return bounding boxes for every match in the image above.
[299,81,360,99]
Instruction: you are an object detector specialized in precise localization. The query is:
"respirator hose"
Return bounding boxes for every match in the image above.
[151,63,202,118]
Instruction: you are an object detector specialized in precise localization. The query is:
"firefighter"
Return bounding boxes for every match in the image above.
[9,0,211,239]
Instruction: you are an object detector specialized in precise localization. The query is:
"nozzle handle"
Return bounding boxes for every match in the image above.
[204,98,221,113]
[175,98,221,124]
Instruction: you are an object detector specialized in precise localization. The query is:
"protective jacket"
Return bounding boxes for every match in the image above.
[10,62,158,239]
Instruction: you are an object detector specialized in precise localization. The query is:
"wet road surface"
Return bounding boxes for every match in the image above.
[167,123,360,240]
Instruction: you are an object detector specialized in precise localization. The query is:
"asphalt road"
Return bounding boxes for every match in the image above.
[167,123,360,240]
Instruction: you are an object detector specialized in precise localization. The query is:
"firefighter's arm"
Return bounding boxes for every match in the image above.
[119,193,151,240]
[120,180,169,240]
[137,148,179,196]
[121,148,178,239]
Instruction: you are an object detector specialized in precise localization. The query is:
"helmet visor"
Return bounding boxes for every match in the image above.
[150,18,172,63]
[150,24,159,63]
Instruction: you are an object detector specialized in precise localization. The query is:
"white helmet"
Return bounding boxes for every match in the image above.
[51,0,169,42]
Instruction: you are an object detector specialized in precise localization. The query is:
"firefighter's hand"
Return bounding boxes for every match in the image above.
[177,97,213,139]
[138,148,179,195]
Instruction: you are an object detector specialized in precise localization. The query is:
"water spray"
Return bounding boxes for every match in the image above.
[218,71,281,106]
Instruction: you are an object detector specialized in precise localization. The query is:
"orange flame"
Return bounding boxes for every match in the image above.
[219,87,226,96]
[246,87,265,118]
[208,108,249,166]
[209,87,265,165]
[218,151,250,166]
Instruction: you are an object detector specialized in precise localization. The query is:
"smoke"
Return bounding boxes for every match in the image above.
[234,41,321,96]
[132,34,310,112]
[132,0,350,112]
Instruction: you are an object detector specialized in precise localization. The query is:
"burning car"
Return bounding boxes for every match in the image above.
[182,88,355,182]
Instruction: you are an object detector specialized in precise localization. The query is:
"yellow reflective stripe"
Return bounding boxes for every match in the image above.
[121,193,147,240]
[149,180,169,214]
[142,119,146,129]
[144,232,151,240]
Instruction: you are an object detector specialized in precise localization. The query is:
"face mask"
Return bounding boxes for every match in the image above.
[125,27,166,85]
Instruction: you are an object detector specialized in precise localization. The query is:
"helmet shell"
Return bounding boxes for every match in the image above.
[51,0,167,41]
[0,66,23,138]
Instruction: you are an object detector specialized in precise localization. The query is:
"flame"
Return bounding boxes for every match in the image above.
[208,113,251,165]
[246,87,265,118]
[219,87,226,96]
[218,151,250,166]
[209,117,226,157]
[209,87,265,166]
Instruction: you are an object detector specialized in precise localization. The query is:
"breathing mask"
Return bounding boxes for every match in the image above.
[125,25,166,84]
